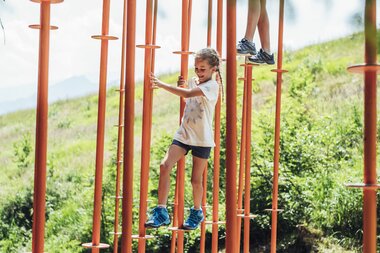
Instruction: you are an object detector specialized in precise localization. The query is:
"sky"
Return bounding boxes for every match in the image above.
[0,0,377,102]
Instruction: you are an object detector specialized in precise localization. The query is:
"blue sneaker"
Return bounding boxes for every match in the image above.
[237,38,257,55]
[248,48,275,65]
[183,207,204,230]
[145,206,171,228]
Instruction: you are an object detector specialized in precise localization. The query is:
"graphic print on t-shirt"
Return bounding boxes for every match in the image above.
[183,98,204,124]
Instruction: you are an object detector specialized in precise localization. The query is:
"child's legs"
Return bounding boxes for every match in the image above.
[191,156,208,209]
[158,144,187,206]
[257,0,271,51]
[244,0,261,41]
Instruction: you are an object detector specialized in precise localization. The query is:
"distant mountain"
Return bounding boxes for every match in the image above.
[0,75,118,115]
[0,83,36,102]
[48,75,98,102]
[0,96,37,115]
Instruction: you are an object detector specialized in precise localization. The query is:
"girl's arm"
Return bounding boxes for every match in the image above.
[150,73,203,98]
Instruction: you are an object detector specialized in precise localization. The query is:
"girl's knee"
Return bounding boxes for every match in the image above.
[191,177,202,187]
[160,161,173,173]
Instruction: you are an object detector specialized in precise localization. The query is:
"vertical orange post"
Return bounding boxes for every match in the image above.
[346,1,379,252]
[362,2,378,252]
[150,0,158,108]
[269,0,286,252]
[200,164,208,253]
[210,1,223,252]
[136,0,159,251]
[200,1,213,252]
[178,1,189,251]
[82,0,118,252]
[30,1,61,252]
[188,0,193,36]
[170,170,180,253]
[169,1,192,252]
[120,0,136,251]
[112,0,128,252]
[169,2,193,253]
[207,0,213,46]
[225,0,238,252]
[243,64,253,253]
[236,67,248,251]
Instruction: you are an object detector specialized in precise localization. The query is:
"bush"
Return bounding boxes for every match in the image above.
[13,132,32,171]
[0,188,33,252]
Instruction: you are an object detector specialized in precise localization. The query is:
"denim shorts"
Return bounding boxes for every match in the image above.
[172,139,211,159]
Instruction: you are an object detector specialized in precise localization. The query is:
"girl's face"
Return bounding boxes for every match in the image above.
[194,58,216,84]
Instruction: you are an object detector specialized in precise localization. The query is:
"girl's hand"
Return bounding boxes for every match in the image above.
[150,73,162,89]
[177,75,186,87]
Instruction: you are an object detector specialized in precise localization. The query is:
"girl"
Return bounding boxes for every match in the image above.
[145,48,222,230]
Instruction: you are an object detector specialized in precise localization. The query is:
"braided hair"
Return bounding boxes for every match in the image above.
[195,48,224,101]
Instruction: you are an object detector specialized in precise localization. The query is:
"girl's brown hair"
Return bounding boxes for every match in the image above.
[195,48,224,100]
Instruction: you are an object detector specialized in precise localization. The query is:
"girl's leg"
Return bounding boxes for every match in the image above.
[157,144,187,206]
[244,0,261,41]
[257,0,271,52]
[191,156,208,209]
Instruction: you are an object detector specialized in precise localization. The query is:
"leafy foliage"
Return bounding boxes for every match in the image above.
[13,132,32,171]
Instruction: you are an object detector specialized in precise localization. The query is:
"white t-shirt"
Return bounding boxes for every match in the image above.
[173,78,219,147]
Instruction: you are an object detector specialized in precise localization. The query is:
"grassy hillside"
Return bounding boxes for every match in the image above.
[0,31,378,252]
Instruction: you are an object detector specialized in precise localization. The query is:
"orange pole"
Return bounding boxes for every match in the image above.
[216,0,222,54]
[363,1,377,252]
[175,1,192,252]
[347,1,379,251]
[151,0,158,73]
[236,67,248,251]
[120,0,136,251]
[200,1,213,251]
[200,165,208,253]
[93,3,112,253]
[211,93,221,253]
[188,0,193,38]
[149,0,158,132]
[31,1,53,252]
[226,0,238,252]
[142,0,157,131]
[207,0,212,47]
[89,0,114,251]
[113,0,128,251]
[176,156,186,253]
[211,1,223,252]
[137,0,154,251]
[243,65,253,253]
[170,168,181,253]
[270,0,285,252]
